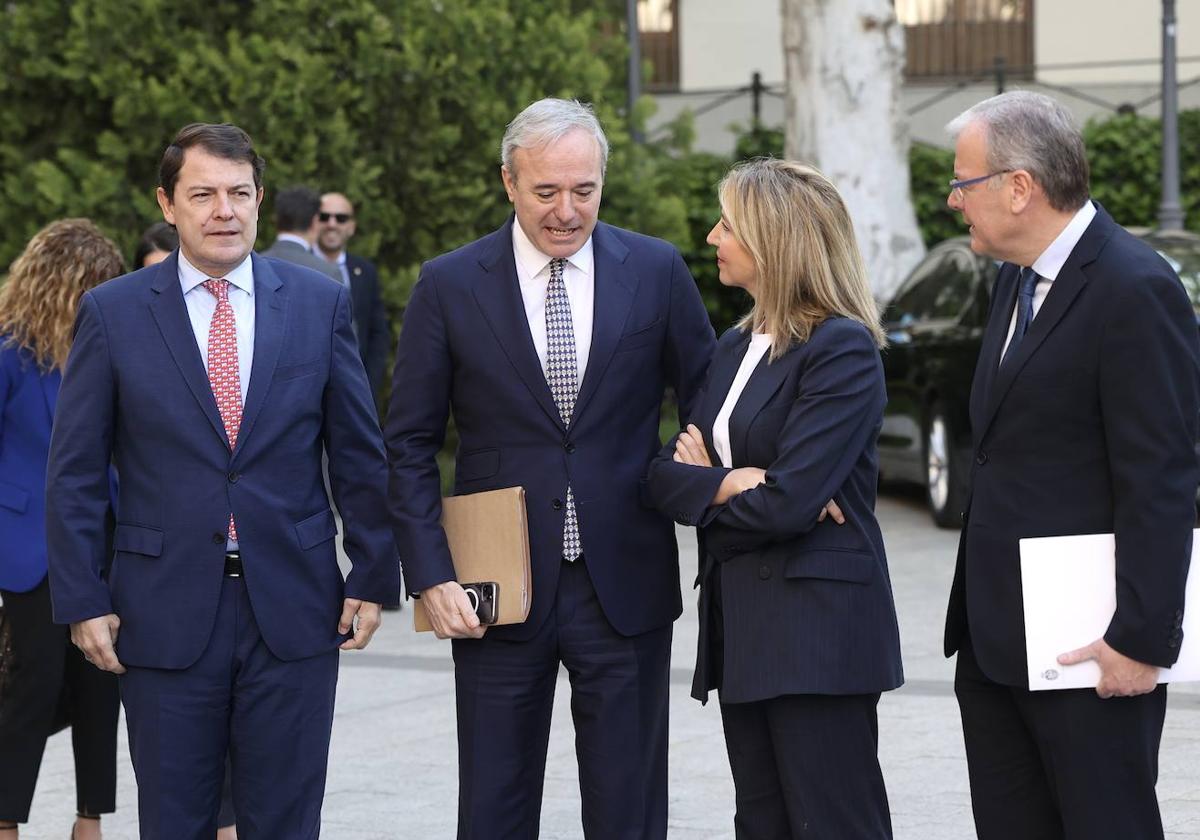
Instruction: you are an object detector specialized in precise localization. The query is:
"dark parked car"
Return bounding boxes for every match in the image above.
[878,229,1200,528]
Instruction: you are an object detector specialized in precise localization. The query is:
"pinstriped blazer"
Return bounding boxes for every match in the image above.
[648,318,904,703]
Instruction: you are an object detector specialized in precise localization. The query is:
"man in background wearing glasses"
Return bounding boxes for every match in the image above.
[318,192,391,402]
[942,90,1200,840]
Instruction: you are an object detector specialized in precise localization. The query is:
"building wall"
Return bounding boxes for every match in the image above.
[1035,0,1197,85]
[655,0,1196,154]
[678,0,783,91]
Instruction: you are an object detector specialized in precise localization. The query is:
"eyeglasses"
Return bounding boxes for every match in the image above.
[948,170,1012,200]
[319,212,353,224]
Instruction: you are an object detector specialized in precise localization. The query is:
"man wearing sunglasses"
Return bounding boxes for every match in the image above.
[318,193,390,401]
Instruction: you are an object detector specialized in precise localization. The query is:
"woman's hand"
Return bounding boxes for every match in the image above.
[712,467,766,505]
[818,499,846,525]
[673,424,712,467]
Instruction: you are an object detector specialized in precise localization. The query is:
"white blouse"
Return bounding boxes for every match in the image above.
[712,333,773,469]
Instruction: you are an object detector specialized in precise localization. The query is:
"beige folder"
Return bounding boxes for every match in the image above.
[414,486,532,632]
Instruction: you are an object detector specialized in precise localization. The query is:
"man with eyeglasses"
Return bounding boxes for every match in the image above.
[942,91,1200,840]
[317,192,390,400]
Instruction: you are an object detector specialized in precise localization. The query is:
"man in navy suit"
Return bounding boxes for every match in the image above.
[317,192,391,400]
[386,98,715,838]
[943,92,1200,839]
[46,123,398,839]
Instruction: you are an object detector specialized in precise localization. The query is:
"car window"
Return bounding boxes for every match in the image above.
[1151,241,1200,317]
[889,249,977,324]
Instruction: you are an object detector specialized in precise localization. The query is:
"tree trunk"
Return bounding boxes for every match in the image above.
[781,0,925,298]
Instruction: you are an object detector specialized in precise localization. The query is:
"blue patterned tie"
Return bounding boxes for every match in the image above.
[544,258,582,562]
[1001,266,1040,366]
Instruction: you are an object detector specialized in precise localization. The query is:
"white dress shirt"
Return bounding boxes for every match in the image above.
[712,333,773,469]
[512,221,595,379]
[179,252,254,549]
[178,252,255,405]
[1000,201,1097,359]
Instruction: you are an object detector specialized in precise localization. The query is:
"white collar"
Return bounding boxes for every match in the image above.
[178,251,254,296]
[1030,201,1097,281]
[512,218,594,279]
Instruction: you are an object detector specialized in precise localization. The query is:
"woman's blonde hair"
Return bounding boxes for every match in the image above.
[0,218,126,372]
[718,159,886,359]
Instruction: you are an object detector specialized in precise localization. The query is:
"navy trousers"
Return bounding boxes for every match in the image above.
[719,692,892,839]
[451,557,672,839]
[955,637,1166,840]
[120,577,338,840]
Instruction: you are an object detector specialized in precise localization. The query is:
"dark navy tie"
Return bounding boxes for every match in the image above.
[1001,266,1040,365]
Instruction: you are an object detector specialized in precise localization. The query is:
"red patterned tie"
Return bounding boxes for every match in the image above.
[202,279,242,541]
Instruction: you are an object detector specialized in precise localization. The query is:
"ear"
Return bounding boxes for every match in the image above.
[501,165,517,203]
[156,186,175,225]
[1008,170,1035,213]
[255,186,265,213]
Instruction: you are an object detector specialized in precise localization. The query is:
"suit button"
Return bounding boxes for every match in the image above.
[212,532,225,544]
[552,499,564,510]
[975,450,988,465]
[565,442,576,453]
[758,565,771,580]
[228,471,240,483]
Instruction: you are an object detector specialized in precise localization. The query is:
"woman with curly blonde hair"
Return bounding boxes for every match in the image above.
[0,218,126,840]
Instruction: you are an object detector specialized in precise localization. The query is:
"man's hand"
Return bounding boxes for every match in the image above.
[1057,638,1160,698]
[338,599,384,650]
[420,581,487,640]
[70,614,125,674]
[673,424,712,467]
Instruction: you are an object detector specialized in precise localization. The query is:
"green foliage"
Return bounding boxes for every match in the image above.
[909,142,960,247]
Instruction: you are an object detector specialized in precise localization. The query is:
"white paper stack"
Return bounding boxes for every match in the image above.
[1020,530,1200,690]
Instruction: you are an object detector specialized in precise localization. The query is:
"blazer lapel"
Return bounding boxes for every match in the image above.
[729,343,792,467]
[471,220,564,430]
[146,252,229,447]
[574,224,638,423]
[233,254,286,461]
[977,205,1111,440]
[695,331,751,466]
[970,263,1017,438]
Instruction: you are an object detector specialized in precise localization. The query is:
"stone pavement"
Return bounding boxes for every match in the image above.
[20,489,1200,838]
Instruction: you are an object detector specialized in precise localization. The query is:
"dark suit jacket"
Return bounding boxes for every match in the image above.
[945,204,1200,686]
[386,218,716,641]
[647,319,904,703]
[262,237,342,285]
[345,253,390,396]
[45,252,398,669]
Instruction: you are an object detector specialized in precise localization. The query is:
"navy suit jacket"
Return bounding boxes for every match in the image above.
[386,218,716,641]
[345,253,390,397]
[648,319,904,703]
[945,204,1200,685]
[45,251,398,669]
[0,346,63,592]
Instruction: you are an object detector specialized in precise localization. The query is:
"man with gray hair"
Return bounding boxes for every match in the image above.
[942,90,1200,838]
[385,98,715,836]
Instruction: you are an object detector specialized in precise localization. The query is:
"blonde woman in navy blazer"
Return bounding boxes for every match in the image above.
[648,160,904,839]
[0,220,125,840]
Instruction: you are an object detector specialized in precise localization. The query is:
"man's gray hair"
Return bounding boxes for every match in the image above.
[947,90,1090,212]
[500,98,610,180]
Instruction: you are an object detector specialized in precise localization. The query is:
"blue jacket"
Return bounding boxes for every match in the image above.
[45,251,399,668]
[0,344,63,592]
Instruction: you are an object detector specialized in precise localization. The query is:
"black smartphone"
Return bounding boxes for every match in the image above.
[461,581,499,625]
